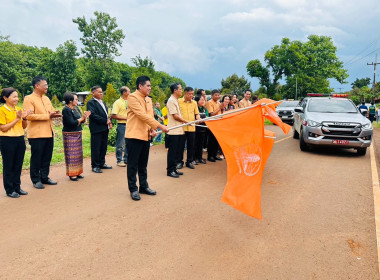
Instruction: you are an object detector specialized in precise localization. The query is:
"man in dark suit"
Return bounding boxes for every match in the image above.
[87,86,113,173]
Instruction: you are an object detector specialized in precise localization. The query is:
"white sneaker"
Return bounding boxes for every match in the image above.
[117,162,126,167]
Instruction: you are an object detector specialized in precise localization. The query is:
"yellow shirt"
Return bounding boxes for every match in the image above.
[112,97,128,124]
[178,98,199,132]
[0,105,24,136]
[239,99,252,108]
[206,99,221,116]
[161,106,168,125]
[167,95,184,135]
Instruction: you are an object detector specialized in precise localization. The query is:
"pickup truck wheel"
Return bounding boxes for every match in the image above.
[293,127,299,139]
[299,128,308,151]
[357,148,367,156]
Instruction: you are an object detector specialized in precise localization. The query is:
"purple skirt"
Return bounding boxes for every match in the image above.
[63,131,83,176]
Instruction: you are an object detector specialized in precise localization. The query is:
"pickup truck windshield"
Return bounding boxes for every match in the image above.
[308,99,358,113]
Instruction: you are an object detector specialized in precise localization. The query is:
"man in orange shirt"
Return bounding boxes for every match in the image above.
[126,76,168,201]
[239,90,252,108]
[205,89,224,162]
[23,76,62,189]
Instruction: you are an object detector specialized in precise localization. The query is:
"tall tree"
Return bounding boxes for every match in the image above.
[351,77,371,89]
[247,35,348,98]
[37,40,78,99]
[220,73,251,98]
[73,11,125,89]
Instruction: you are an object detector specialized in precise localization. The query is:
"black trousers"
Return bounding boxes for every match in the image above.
[126,138,150,193]
[91,131,109,168]
[167,134,185,172]
[0,136,25,194]
[179,131,195,164]
[207,130,219,159]
[28,137,54,183]
[195,128,206,161]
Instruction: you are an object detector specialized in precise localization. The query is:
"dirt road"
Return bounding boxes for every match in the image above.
[0,126,379,279]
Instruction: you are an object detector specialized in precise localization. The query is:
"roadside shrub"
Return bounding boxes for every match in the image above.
[108,126,117,146]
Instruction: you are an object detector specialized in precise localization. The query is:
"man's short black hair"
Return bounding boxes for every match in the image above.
[91,85,101,93]
[184,87,194,93]
[136,76,150,90]
[32,76,47,88]
[170,83,181,93]
[245,89,252,94]
[196,89,204,96]
[211,89,220,96]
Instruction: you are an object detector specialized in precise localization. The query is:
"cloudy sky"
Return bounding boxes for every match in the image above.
[1,0,380,93]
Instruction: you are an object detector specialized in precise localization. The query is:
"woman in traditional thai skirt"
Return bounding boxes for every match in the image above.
[0,88,32,198]
[62,92,91,181]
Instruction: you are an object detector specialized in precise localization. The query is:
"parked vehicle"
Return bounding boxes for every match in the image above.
[275,100,299,124]
[293,97,373,155]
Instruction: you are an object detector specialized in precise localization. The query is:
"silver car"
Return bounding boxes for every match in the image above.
[293,97,373,155]
[275,100,299,124]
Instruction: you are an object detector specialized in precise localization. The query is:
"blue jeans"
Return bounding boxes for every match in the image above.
[154,128,162,143]
[116,124,128,163]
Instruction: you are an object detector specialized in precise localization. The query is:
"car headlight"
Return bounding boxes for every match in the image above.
[362,122,372,129]
[307,120,321,127]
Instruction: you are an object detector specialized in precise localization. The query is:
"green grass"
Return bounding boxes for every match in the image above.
[0,124,115,174]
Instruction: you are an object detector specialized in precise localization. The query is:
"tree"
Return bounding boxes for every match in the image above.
[37,40,78,99]
[73,11,125,60]
[247,35,348,98]
[351,78,371,89]
[131,55,155,72]
[73,11,125,89]
[220,73,251,98]
[103,83,118,108]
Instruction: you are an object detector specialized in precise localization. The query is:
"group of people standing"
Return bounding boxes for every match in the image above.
[0,74,257,201]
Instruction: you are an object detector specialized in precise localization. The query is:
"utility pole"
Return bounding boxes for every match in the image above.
[338,87,343,93]
[367,54,380,100]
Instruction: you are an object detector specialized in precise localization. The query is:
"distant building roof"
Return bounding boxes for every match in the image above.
[76,91,90,95]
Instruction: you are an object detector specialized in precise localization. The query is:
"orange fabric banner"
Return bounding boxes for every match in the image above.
[256,98,292,135]
[205,106,266,219]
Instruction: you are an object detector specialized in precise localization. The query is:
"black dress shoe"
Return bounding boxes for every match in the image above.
[7,192,20,198]
[186,162,195,169]
[16,189,28,195]
[215,156,223,161]
[139,187,157,195]
[100,164,112,169]
[176,163,183,169]
[77,175,84,179]
[92,167,103,173]
[42,178,57,185]
[167,171,179,178]
[208,157,216,162]
[174,169,183,175]
[33,181,45,189]
[131,191,141,201]
[69,176,79,181]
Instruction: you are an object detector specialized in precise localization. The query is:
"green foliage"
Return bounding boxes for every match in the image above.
[73,11,125,60]
[107,126,117,146]
[51,95,60,107]
[247,35,348,98]
[73,11,125,89]
[103,83,118,108]
[38,40,78,99]
[220,73,251,98]
[131,55,155,71]
[351,77,371,89]
[84,92,93,110]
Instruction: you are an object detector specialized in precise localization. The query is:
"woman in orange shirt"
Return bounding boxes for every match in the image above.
[0,88,32,198]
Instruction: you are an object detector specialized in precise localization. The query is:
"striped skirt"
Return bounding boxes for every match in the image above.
[63,131,83,177]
